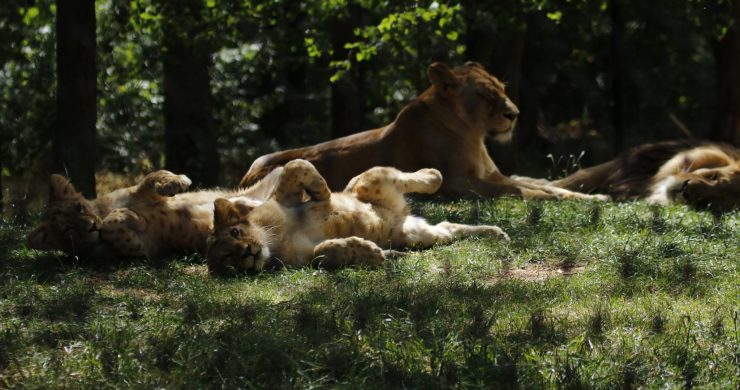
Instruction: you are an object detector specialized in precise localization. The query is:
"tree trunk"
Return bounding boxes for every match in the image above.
[462,4,525,174]
[712,1,740,146]
[55,0,97,197]
[484,29,525,175]
[330,2,366,138]
[609,0,625,152]
[162,2,220,187]
[0,162,3,217]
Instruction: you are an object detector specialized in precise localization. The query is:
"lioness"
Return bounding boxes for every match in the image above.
[546,140,740,213]
[206,159,509,275]
[240,62,606,201]
[26,169,281,259]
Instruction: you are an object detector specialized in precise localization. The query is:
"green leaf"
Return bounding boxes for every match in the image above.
[23,7,39,25]
[305,37,321,58]
[206,0,216,8]
[546,11,563,23]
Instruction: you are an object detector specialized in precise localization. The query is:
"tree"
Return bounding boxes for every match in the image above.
[161,1,220,187]
[713,1,740,146]
[55,0,97,197]
[330,2,367,138]
[462,0,526,173]
[609,0,625,152]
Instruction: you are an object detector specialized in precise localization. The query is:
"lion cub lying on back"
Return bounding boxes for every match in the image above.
[206,160,509,275]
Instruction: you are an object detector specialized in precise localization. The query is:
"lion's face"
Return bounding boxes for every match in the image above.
[428,61,519,142]
[670,163,740,213]
[26,175,102,254]
[206,198,270,276]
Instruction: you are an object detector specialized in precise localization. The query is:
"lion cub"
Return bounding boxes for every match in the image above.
[27,169,280,259]
[206,160,509,275]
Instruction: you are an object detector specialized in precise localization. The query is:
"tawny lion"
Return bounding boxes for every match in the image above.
[240,62,606,201]
[518,140,740,214]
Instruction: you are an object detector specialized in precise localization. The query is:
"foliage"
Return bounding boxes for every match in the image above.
[1,199,738,387]
[1,0,738,185]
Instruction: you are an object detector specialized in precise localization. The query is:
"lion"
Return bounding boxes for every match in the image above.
[240,62,606,201]
[540,140,740,214]
[26,169,281,259]
[206,159,510,275]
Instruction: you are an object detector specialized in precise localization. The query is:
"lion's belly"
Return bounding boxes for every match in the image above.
[280,195,394,264]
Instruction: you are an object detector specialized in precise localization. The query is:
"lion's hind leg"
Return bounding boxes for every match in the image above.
[312,236,389,268]
[272,159,331,207]
[345,167,442,210]
[394,216,510,248]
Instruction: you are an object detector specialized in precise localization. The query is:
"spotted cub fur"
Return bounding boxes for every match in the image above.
[206,159,509,275]
[27,169,281,259]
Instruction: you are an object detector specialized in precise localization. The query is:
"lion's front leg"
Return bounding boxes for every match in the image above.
[520,182,610,201]
[99,208,149,257]
[466,176,608,201]
[510,175,553,186]
[133,170,192,200]
[272,159,331,207]
[394,216,510,248]
[312,237,388,268]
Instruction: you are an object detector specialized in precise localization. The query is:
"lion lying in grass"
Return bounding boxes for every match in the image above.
[206,159,509,276]
[26,169,281,259]
[240,62,606,201]
[520,140,740,214]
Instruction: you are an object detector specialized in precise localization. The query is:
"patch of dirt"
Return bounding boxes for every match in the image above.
[486,262,585,284]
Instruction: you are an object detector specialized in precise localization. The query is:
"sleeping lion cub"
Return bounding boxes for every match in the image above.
[206,159,509,275]
[26,169,281,259]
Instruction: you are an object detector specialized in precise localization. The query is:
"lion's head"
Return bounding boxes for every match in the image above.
[26,174,103,254]
[426,61,519,142]
[206,198,270,276]
[668,162,740,213]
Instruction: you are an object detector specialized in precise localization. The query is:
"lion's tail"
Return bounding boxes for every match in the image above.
[239,150,307,188]
[552,160,618,195]
[240,165,275,189]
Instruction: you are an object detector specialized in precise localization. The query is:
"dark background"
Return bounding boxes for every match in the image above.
[1,0,739,213]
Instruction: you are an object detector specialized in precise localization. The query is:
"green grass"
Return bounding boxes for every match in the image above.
[1,199,738,388]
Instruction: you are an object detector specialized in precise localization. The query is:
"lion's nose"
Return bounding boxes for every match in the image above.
[504,109,519,121]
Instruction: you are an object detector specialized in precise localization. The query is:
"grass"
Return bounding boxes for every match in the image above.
[0,198,738,388]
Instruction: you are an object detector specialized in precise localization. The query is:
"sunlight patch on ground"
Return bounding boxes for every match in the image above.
[485,261,585,283]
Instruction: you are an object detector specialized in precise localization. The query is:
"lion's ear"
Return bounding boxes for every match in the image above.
[50,174,79,200]
[231,198,259,216]
[213,198,234,227]
[213,198,252,227]
[428,62,460,98]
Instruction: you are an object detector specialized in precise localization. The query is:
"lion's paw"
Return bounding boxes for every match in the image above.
[588,194,611,202]
[155,174,192,197]
[487,226,511,242]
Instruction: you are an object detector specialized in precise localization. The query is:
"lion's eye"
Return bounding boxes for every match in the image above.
[230,227,240,238]
[709,173,719,181]
[75,203,83,213]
